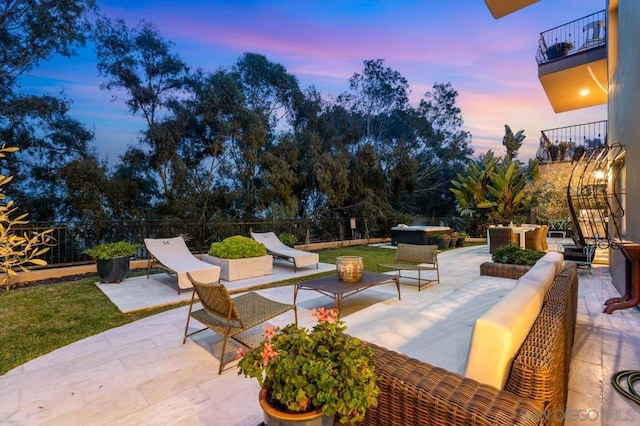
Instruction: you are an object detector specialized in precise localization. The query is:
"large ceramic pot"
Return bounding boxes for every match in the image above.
[96,257,130,283]
[456,237,466,247]
[336,256,364,283]
[259,388,334,426]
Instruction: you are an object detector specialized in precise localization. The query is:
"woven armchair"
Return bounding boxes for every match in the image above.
[540,225,549,251]
[525,227,545,251]
[182,273,296,374]
[488,227,519,253]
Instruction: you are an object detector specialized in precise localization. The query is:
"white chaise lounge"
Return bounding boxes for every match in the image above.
[251,232,319,272]
[144,236,221,294]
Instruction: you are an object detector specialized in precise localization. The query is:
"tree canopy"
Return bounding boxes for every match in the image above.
[4,8,477,232]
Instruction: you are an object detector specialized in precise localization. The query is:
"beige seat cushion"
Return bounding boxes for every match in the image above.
[464,283,544,389]
[464,257,559,389]
[537,251,565,275]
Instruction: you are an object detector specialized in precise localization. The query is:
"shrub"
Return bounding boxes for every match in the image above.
[83,241,140,260]
[278,232,297,247]
[208,235,267,259]
[432,233,450,240]
[492,244,544,266]
[0,145,54,290]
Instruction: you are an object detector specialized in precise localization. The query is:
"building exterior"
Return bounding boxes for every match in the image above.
[482,0,637,297]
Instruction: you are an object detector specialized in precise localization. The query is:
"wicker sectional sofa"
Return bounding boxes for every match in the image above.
[357,255,578,425]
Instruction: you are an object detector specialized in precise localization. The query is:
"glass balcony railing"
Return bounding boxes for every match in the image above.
[536,120,607,163]
[536,10,606,65]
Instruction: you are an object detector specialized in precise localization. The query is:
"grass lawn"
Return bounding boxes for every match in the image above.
[1,244,460,375]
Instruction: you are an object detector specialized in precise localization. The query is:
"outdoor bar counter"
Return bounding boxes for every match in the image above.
[390,225,451,246]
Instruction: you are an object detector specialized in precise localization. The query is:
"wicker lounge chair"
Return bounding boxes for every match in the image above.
[251,232,319,272]
[144,236,221,294]
[378,243,439,291]
[182,272,296,374]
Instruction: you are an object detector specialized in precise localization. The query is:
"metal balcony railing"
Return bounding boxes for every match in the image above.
[536,10,606,65]
[536,120,607,163]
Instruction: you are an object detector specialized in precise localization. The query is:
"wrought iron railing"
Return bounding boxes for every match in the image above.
[536,10,606,65]
[16,216,453,268]
[537,120,607,163]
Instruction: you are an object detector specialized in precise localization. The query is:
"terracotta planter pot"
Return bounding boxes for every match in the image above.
[259,388,334,426]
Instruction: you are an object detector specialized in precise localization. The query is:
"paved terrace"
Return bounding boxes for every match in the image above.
[1,244,640,425]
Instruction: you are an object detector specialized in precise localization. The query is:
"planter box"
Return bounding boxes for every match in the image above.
[479,262,532,280]
[202,254,273,281]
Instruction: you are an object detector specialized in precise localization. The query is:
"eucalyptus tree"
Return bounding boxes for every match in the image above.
[93,17,190,211]
[228,53,304,218]
[0,94,97,221]
[0,0,98,221]
[0,0,96,95]
[334,59,420,221]
[410,82,473,217]
[339,59,410,144]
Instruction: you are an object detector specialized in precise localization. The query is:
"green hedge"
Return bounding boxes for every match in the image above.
[208,235,267,259]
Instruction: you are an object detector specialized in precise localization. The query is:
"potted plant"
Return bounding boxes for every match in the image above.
[83,241,140,283]
[455,232,469,247]
[238,307,378,425]
[432,233,450,250]
[558,141,570,161]
[546,41,574,60]
[203,235,272,281]
[278,232,297,248]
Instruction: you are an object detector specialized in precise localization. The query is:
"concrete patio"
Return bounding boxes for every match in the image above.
[1,244,640,425]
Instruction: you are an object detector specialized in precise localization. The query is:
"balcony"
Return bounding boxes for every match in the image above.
[483,0,540,19]
[536,10,607,113]
[536,120,607,163]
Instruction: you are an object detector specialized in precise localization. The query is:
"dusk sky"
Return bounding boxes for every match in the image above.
[21,0,606,163]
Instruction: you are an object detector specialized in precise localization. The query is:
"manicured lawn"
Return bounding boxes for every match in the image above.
[0,244,446,375]
[0,275,177,376]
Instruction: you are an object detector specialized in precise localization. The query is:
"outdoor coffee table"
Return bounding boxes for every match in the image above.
[294,271,401,317]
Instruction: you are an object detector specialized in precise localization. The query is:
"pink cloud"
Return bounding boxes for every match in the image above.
[36,0,606,163]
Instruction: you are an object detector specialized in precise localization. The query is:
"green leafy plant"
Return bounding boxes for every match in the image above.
[83,241,140,260]
[277,232,297,247]
[432,233,450,240]
[0,145,54,290]
[208,235,266,259]
[238,308,379,423]
[491,244,544,266]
